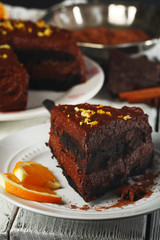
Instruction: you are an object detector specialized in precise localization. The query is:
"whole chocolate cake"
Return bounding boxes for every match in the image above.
[0,20,86,112]
[0,44,29,112]
[48,103,154,202]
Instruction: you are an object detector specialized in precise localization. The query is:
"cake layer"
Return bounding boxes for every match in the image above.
[26,58,85,91]
[0,44,29,112]
[53,127,149,174]
[48,103,154,202]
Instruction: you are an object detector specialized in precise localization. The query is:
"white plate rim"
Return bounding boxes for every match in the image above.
[0,123,160,220]
[0,56,104,121]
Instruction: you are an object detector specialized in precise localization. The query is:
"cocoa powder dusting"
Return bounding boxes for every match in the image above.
[73,27,150,45]
[69,171,160,211]
[70,204,78,209]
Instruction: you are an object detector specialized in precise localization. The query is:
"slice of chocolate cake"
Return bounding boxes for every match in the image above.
[48,103,154,202]
[0,44,29,112]
[107,49,160,96]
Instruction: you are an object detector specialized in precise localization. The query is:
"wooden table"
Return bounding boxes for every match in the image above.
[0,202,160,240]
[0,83,160,240]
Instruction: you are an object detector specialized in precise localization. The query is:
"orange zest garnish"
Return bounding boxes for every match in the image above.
[0,2,9,20]
[0,173,61,203]
[13,161,60,190]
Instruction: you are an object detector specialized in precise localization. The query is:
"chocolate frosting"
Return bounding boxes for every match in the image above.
[0,46,29,112]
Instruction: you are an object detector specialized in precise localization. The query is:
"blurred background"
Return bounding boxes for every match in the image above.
[4,0,160,8]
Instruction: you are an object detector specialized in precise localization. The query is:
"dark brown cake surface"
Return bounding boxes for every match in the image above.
[0,44,29,112]
[48,103,154,202]
[107,49,160,96]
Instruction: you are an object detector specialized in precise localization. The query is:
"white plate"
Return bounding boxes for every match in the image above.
[0,56,104,121]
[0,123,160,220]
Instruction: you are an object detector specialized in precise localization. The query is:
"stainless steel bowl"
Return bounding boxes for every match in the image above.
[45,0,160,60]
